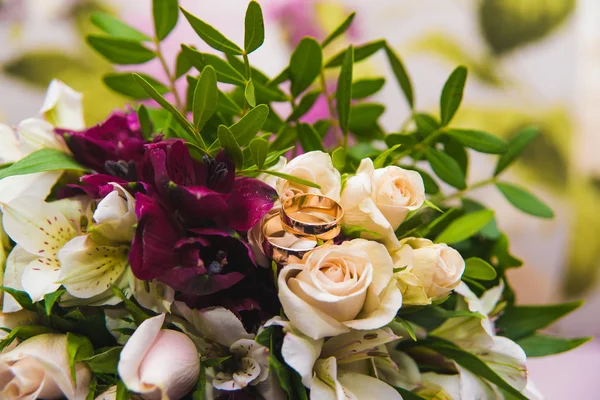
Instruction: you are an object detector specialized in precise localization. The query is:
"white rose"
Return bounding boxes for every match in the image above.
[278,239,403,340]
[0,333,91,399]
[341,158,425,250]
[118,314,200,400]
[276,151,341,201]
[393,238,465,304]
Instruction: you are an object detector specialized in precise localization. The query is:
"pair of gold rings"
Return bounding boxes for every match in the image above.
[262,193,344,264]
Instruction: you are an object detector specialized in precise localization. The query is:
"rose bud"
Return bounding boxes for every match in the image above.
[118,314,200,400]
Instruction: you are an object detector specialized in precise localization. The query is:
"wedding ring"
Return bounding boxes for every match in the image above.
[280,194,343,240]
[262,210,320,264]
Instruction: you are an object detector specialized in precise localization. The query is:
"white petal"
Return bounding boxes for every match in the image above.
[344,281,402,331]
[1,196,77,258]
[0,171,62,204]
[0,124,22,163]
[17,118,69,155]
[95,385,117,400]
[91,184,137,244]
[21,258,61,302]
[420,372,461,399]
[455,363,498,399]
[58,235,128,299]
[130,277,175,314]
[338,371,402,400]
[478,336,527,392]
[2,246,37,312]
[172,301,252,347]
[40,80,85,130]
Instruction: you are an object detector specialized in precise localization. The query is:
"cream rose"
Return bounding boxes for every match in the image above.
[278,239,403,340]
[0,333,91,400]
[275,151,341,201]
[393,238,465,304]
[341,158,425,250]
[118,314,200,400]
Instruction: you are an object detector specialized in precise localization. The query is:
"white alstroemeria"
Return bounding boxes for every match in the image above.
[418,363,500,399]
[95,385,117,400]
[59,184,137,303]
[266,317,402,400]
[1,197,86,310]
[171,302,285,399]
[40,79,85,130]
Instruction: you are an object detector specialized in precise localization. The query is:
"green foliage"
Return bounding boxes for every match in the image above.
[494,126,539,175]
[103,73,169,99]
[336,46,354,136]
[91,12,151,42]
[426,149,466,190]
[67,333,94,381]
[192,66,219,131]
[84,347,123,374]
[153,0,179,40]
[326,39,385,68]
[322,12,356,48]
[181,8,243,55]
[289,38,323,98]
[496,182,554,218]
[86,35,156,65]
[463,257,497,281]
[351,77,385,100]
[517,334,591,357]
[440,66,467,126]
[0,149,87,180]
[435,209,494,244]
[244,1,265,54]
[385,44,414,109]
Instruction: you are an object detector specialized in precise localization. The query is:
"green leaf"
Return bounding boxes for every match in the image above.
[253,81,288,103]
[260,170,321,189]
[517,334,591,357]
[0,325,55,352]
[138,105,154,139]
[497,301,583,340]
[268,67,290,86]
[193,65,218,131]
[386,133,418,148]
[153,0,179,40]
[374,144,402,168]
[336,45,354,135]
[0,287,35,311]
[385,44,414,109]
[332,147,346,170]
[395,387,427,400]
[103,73,169,99]
[430,343,528,400]
[84,347,123,374]
[218,89,243,115]
[249,138,268,170]
[349,103,385,136]
[44,289,66,316]
[91,12,151,42]
[297,123,324,152]
[425,149,466,189]
[430,307,484,319]
[67,333,94,382]
[496,182,554,219]
[111,286,151,326]
[440,65,467,126]
[182,46,247,85]
[289,38,323,98]
[133,73,204,149]
[218,125,244,167]
[0,149,86,181]
[230,104,269,146]
[245,79,256,107]
[446,128,508,154]
[494,126,539,176]
[326,39,385,68]
[87,35,155,65]
[86,377,97,400]
[444,138,468,176]
[116,380,130,400]
[322,12,356,47]
[192,365,206,400]
[413,113,439,136]
[180,8,243,55]
[464,257,497,280]
[244,1,264,53]
[287,90,321,122]
[351,77,385,100]
[396,318,417,341]
[435,209,494,244]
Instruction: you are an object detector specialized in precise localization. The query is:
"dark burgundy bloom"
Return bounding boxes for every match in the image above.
[59,110,146,173]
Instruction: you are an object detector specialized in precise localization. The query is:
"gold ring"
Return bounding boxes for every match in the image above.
[280,194,343,240]
[261,210,320,264]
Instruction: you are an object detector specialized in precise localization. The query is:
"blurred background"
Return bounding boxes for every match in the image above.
[0,0,598,397]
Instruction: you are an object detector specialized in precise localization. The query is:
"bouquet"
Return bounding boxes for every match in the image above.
[0,2,588,400]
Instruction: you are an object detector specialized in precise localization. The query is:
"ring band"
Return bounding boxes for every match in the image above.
[280,194,343,240]
[262,210,320,264]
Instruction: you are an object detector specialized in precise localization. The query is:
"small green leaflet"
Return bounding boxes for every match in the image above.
[116,380,131,400]
[494,126,539,176]
[245,79,257,107]
[260,170,321,189]
[175,50,193,78]
[322,12,356,47]
[394,387,426,400]
[413,113,439,136]
[244,1,265,54]
[66,333,94,382]
[181,47,247,86]
[336,45,354,135]
[91,12,151,42]
[44,289,66,316]
[153,0,179,40]
[289,38,323,98]
[193,65,218,131]
[464,257,497,281]
[496,182,554,219]
[351,77,385,100]
[385,44,414,109]
[0,149,86,181]
[87,35,156,65]
[0,325,55,353]
[180,8,243,55]
[326,39,385,68]
[287,90,321,122]
[396,318,417,341]
[218,125,244,168]
[249,138,268,169]
[435,209,494,244]
[297,123,324,152]
[349,103,385,135]
[230,104,269,146]
[138,105,154,138]
[446,128,508,154]
[440,65,467,126]
[517,334,591,357]
[103,72,169,99]
[111,287,151,326]
[84,347,123,374]
[373,144,401,168]
[331,147,346,170]
[425,149,466,189]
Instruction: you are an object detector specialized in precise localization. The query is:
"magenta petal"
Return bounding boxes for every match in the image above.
[226,177,277,231]
[130,193,182,280]
[171,185,230,227]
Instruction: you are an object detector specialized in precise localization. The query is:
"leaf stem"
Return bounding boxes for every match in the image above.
[154,38,183,111]
[437,177,496,203]
[242,52,252,114]
[319,66,343,147]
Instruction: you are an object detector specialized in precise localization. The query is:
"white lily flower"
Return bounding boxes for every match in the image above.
[1,197,83,309]
[40,79,85,130]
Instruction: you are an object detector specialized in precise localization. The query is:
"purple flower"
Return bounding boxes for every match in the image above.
[59,110,146,173]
